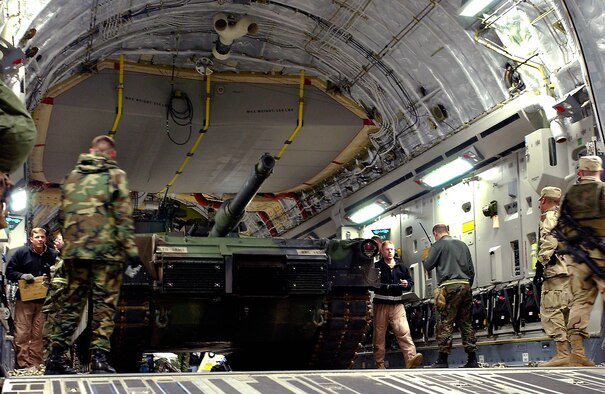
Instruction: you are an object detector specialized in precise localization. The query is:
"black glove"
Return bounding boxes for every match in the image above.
[126,255,142,268]
[124,256,143,278]
[533,262,544,288]
[21,273,35,283]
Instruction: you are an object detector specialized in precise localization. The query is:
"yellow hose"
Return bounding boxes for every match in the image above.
[108,54,124,137]
[276,69,305,159]
[161,74,212,192]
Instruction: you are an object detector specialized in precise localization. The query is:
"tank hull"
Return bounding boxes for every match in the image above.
[112,234,379,371]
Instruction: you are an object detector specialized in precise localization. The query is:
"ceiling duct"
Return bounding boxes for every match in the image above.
[212,13,258,61]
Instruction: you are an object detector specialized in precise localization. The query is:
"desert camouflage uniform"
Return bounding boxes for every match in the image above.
[558,175,605,338]
[0,80,37,229]
[47,152,138,353]
[538,207,571,341]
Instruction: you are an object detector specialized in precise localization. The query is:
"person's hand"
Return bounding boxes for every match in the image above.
[125,256,143,278]
[400,279,408,288]
[53,237,64,250]
[21,273,35,283]
[125,265,141,278]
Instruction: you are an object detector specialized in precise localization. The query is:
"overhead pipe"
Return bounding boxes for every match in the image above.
[212,13,258,60]
[108,54,125,138]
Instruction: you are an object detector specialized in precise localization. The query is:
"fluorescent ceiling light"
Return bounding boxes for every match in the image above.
[459,0,496,17]
[419,157,474,187]
[348,196,391,224]
[349,203,386,224]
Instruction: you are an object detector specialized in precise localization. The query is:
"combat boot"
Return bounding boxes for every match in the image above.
[540,341,570,367]
[426,352,448,368]
[91,350,117,374]
[406,353,423,369]
[461,351,479,368]
[44,348,77,375]
[569,334,595,367]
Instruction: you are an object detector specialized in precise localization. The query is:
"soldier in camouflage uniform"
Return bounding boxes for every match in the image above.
[536,186,571,367]
[424,224,477,368]
[42,234,67,353]
[557,156,605,367]
[0,80,37,229]
[45,135,141,375]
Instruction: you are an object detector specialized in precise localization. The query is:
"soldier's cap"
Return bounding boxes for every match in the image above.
[579,155,602,172]
[91,134,115,148]
[540,186,561,200]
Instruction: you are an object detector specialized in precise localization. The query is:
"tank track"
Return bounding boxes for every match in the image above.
[309,290,371,369]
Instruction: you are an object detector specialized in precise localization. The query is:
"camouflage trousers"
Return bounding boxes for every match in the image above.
[47,259,123,352]
[435,283,477,354]
[42,259,67,346]
[566,258,605,337]
[540,275,571,341]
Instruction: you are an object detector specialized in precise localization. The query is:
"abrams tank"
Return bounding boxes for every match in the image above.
[113,154,380,371]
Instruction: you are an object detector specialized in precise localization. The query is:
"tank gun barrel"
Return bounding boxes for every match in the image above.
[209,153,275,237]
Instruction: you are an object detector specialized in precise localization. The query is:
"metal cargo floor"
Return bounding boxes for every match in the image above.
[3,367,605,393]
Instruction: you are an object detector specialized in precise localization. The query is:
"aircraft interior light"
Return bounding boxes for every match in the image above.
[417,157,474,188]
[416,146,483,188]
[348,196,391,224]
[8,188,27,214]
[458,0,498,17]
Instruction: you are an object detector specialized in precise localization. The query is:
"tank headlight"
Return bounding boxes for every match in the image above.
[360,239,379,259]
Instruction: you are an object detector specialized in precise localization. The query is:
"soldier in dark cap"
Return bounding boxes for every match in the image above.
[44,135,141,374]
[556,155,605,366]
[536,186,571,366]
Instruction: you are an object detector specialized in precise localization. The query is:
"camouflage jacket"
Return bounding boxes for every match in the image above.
[60,152,138,261]
[0,80,37,174]
[42,257,66,313]
[538,207,569,278]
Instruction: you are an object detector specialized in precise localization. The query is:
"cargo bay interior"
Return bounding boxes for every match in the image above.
[1,0,605,391]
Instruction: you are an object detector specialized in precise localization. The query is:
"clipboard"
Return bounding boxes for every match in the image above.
[18,276,48,301]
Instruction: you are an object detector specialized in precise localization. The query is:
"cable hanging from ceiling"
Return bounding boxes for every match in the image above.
[160,71,212,194]
[166,54,193,146]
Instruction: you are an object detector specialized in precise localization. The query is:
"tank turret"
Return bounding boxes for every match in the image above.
[209,153,275,237]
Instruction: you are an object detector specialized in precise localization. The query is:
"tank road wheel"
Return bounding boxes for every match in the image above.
[309,290,371,369]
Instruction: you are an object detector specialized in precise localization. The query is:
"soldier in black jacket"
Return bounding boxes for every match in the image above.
[372,240,423,369]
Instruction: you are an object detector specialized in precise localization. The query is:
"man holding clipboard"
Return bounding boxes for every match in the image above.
[6,227,57,369]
